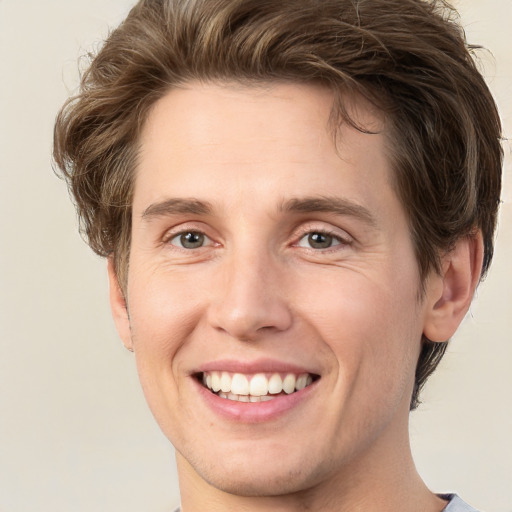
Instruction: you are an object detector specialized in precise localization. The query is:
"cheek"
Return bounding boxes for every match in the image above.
[297,265,422,394]
[127,265,206,368]
[125,269,207,432]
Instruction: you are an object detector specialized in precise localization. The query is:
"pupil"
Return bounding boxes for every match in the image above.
[308,232,332,249]
[181,232,204,248]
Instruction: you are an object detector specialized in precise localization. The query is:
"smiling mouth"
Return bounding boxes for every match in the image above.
[197,371,319,402]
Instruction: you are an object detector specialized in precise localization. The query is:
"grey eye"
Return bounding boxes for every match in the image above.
[171,231,207,249]
[308,232,333,249]
[298,232,341,249]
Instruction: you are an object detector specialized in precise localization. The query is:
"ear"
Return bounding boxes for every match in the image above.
[423,232,484,342]
[107,258,133,351]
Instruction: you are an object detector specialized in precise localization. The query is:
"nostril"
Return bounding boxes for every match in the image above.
[206,277,293,341]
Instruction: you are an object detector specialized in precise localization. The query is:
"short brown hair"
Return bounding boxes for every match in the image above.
[53,0,503,409]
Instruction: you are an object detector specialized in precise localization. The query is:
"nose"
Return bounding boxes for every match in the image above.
[207,248,293,342]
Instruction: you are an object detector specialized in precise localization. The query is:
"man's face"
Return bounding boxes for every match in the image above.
[113,82,433,495]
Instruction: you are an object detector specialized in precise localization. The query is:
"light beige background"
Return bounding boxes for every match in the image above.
[0,1,510,511]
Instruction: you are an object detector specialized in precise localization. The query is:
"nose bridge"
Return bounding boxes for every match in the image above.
[209,239,292,340]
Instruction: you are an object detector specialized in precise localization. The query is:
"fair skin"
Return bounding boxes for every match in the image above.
[109,82,482,511]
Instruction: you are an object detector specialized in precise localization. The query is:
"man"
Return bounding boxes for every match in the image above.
[53,0,503,510]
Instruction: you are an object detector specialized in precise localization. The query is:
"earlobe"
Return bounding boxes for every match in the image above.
[107,258,133,351]
[423,233,484,343]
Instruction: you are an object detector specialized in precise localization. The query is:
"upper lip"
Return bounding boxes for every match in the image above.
[193,358,319,376]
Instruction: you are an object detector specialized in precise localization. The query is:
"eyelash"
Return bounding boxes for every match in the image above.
[163,224,351,253]
[164,229,215,250]
[294,227,352,251]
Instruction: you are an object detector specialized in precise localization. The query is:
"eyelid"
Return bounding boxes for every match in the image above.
[161,223,217,246]
[292,222,353,246]
[169,231,214,249]
[296,232,341,249]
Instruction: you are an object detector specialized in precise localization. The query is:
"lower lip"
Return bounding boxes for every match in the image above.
[193,378,318,423]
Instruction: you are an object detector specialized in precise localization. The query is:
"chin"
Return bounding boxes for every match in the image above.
[201,466,315,497]
[183,446,335,498]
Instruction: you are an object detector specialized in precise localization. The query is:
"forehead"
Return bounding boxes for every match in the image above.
[140,81,385,152]
[134,81,394,219]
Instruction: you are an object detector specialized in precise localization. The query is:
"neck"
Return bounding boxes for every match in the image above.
[176,410,447,512]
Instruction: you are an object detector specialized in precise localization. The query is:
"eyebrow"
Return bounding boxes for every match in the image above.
[280,196,377,227]
[141,195,377,227]
[141,198,213,220]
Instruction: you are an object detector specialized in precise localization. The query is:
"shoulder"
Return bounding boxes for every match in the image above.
[440,494,481,512]
[172,497,479,512]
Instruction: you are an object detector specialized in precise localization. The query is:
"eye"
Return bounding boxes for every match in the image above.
[297,231,343,249]
[169,231,211,249]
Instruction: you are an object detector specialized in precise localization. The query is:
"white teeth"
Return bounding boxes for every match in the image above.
[295,373,308,390]
[268,373,283,394]
[231,373,249,395]
[220,372,231,393]
[283,374,296,394]
[211,372,221,392]
[249,373,268,396]
[203,370,315,400]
